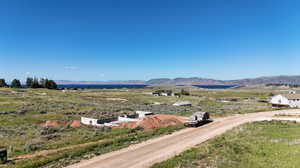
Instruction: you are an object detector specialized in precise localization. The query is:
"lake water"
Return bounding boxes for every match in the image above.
[58,84,236,89]
[193,85,236,89]
[58,84,147,89]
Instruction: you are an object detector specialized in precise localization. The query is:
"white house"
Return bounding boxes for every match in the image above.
[118,115,139,122]
[81,117,102,126]
[270,94,300,108]
[161,92,169,96]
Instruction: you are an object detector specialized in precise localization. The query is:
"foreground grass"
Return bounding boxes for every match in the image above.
[2,125,184,168]
[152,121,300,168]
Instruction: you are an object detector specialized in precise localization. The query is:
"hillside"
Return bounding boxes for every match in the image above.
[56,75,300,86]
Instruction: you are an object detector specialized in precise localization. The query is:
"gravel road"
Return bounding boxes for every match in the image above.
[66,109,300,168]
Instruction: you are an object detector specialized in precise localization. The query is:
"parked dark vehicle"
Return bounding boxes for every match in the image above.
[0,149,7,164]
[184,112,211,127]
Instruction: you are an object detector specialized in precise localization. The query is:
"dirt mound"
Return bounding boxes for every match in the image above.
[41,120,82,127]
[137,114,187,130]
[118,114,188,130]
[70,120,82,128]
[116,121,138,129]
[42,120,66,127]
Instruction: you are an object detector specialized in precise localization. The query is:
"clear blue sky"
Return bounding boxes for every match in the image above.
[0,0,299,81]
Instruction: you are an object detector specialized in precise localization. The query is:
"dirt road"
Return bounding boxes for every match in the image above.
[66,109,300,168]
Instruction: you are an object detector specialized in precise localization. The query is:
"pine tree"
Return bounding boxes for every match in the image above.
[31,78,41,88]
[0,79,8,87]
[47,80,58,89]
[11,79,22,88]
[26,77,33,88]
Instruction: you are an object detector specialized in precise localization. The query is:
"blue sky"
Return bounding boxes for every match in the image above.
[0,0,299,81]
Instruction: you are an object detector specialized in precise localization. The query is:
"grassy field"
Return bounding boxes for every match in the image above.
[2,125,184,168]
[152,120,300,168]
[0,86,279,167]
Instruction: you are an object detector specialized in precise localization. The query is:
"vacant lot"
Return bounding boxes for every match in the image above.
[0,87,276,167]
[152,120,300,168]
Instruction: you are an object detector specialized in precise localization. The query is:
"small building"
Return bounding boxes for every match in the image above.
[152,92,160,96]
[0,149,7,164]
[189,112,210,121]
[81,117,101,126]
[136,111,153,118]
[161,92,169,96]
[289,90,296,94]
[152,90,174,96]
[118,114,139,122]
[270,94,300,108]
[173,101,192,107]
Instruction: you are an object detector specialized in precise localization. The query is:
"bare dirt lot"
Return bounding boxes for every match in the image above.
[66,109,300,168]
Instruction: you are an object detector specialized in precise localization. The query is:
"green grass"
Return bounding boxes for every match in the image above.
[151,121,300,168]
[0,87,277,167]
[2,125,184,168]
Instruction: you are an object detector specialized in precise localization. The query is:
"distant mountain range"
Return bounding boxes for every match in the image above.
[56,75,300,86]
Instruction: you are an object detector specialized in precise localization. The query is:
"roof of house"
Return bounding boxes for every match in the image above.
[136,111,153,114]
[282,94,300,100]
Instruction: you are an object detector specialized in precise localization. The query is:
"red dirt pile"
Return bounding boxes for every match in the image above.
[115,122,137,129]
[41,120,66,127]
[70,120,82,128]
[41,120,82,128]
[118,114,188,130]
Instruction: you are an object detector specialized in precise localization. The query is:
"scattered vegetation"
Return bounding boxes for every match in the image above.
[0,86,278,167]
[152,121,300,168]
[3,125,184,168]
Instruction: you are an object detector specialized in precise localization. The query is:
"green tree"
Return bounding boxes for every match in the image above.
[40,78,49,88]
[0,79,8,87]
[11,79,22,88]
[26,77,33,88]
[31,77,41,88]
[47,80,58,89]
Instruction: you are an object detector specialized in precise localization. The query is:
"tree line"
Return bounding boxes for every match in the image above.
[0,77,58,89]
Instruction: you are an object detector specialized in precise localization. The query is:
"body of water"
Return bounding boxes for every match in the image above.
[193,85,236,89]
[58,84,236,89]
[58,84,147,89]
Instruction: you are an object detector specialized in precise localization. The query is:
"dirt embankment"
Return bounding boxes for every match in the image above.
[15,114,186,161]
[41,114,187,130]
[41,120,82,128]
[117,114,188,130]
